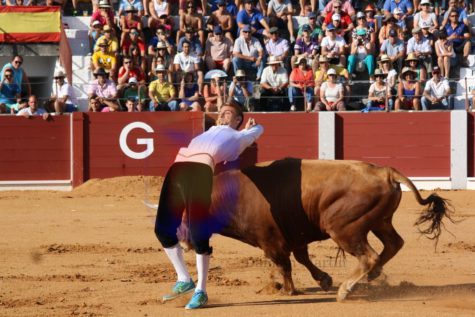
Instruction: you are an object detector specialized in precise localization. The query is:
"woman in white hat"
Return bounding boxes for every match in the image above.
[414,0,438,32]
[366,69,393,111]
[316,68,345,111]
[395,67,421,111]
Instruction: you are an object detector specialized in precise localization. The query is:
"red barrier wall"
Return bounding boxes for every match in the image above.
[336,112,451,177]
[0,116,70,180]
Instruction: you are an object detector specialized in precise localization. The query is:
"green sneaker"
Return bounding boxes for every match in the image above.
[162,279,195,302]
[185,290,208,310]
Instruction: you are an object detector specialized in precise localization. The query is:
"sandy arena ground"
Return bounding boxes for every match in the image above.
[1,176,475,317]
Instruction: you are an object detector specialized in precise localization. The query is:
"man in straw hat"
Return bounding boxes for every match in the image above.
[87,67,120,111]
[49,69,77,114]
[149,64,178,111]
[259,55,289,111]
[155,102,263,310]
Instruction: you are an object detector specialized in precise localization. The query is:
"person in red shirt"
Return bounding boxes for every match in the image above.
[121,27,146,57]
[117,56,146,92]
[289,56,315,111]
[90,0,116,29]
[323,0,354,35]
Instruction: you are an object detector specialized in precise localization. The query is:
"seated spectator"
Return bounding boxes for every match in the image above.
[414,0,438,32]
[124,97,144,112]
[117,55,146,92]
[119,5,143,44]
[266,0,296,43]
[378,16,403,44]
[392,8,407,35]
[177,27,204,57]
[441,0,469,28]
[205,25,233,72]
[365,69,393,111]
[16,95,50,120]
[92,38,117,79]
[297,12,323,42]
[90,0,115,29]
[266,27,290,68]
[209,0,235,42]
[94,25,119,56]
[236,0,271,39]
[89,21,103,54]
[88,96,109,112]
[352,11,375,43]
[1,55,31,97]
[174,39,204,92]
[177,1,205,46]
[348,28,375,81]
[203,75,227,112]
[0,67,21,113]
[363,5,378,34]
[178,71,201,111]
[118,0,145,16]
[316,68,345,111]
[421,67,452,110]
[434,29,455,78]
[49,69,77,114]
[379,54,398,92]
[321,23,346,66]
[383,0,413,18]
[407,27,433,72]
[148,27,174,56]
[289,57,315,111]
[148,65,178,111]
[148,0,170,29]
[209,0,238,16]
[229,69,254,110]
[314,55,330,104]
[321,0,355,18]
[300,0,316,16]
[87,68,120,111]
[405,53,427,82]
[122,77,146,110]
[445,10,471,67]
[259,56,289,111]
[328,12,352,40]
[121,27,146,58]
[421,25,435,47]
[395,67,421,111]
[380,29,405,72]
[232,25,265,81]
[322,0,354,35]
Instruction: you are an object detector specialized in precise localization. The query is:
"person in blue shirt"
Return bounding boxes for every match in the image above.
[445,10,471,66]
[210,0,237,15]
[177,27,204,57]
[1,55,31,97]
[383,0,413,17]
[236,0,271,38]
[0,67,21,113]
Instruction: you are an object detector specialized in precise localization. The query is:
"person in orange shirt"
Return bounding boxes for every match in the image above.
[289,56,315,111]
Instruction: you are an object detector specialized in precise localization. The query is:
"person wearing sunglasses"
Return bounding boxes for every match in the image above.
[209,0,235,42]
[119,5,143,45]
[0,68,21,113]
[232,24,265,82]
[444,10,471,67]
[383,0,413,20]
[1,55,31,97]
[321,0,355,18]
[177,0,205,47]
[236,0,271,39]
[49,69,78,114]
[322,0,354,35]
[440,0,469,28]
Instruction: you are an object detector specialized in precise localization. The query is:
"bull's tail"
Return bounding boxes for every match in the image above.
[390,168,454,246]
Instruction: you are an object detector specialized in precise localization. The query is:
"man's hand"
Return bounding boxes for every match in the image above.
[244,117,257,129]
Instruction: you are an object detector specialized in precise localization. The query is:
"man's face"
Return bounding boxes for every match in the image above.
[4,71,13,82]
[218,105,241,129]
[333,3,341,12]
[28,96,37,110]
[157,71,165,80]
[433,71,440,80]
[183,43,190,54]
[12,57,22,69]
[244,1,253,11]
[98,74,106,84]
[242,29,251,39]
[414,32,421,40]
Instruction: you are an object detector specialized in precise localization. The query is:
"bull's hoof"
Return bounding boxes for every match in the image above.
[367,266,382,282]
[318,273,333,292]
[336,282,350,302]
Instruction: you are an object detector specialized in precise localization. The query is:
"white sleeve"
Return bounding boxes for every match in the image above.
[237,124,264,155]
[424,81,430,92]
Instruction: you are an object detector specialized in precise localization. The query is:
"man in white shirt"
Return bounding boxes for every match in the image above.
[156,102,263,310]
[232,24,265,81]
[17,95,50,120]
[421,67,452,110]
[407,27,433,72]
[259,56,289,111]
[174,40,204,94]
[49,69,77,114]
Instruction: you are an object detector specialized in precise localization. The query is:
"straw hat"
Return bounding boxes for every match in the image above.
[405,53,419,62]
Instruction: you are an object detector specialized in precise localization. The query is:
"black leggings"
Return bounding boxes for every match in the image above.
[155,162,213,254]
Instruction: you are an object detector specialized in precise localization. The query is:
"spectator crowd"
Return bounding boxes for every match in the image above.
[1,0,474,114]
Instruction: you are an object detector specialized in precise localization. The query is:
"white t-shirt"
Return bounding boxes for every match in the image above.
[233,36,263,58]
[17,107,47,116]
[173,52,200,72]
[321,36,346,54]
[57,82,77,105]
[260,66,289,87]
[321,82,343,102]
[369,83,388,99]
[414,12,436,29]
[268,0,292,14]
[424,78,450,99]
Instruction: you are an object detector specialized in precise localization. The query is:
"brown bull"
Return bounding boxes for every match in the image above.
[179,158,453,301]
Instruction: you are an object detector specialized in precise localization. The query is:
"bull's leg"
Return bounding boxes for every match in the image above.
[265,250,297,295]
[335,238,379,302]
[293,245,333,291]
[368,220,404,281]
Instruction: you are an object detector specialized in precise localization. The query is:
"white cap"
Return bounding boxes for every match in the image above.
[54,69,66,78]
[92,20,101,26]
[420,0,431,4]
[393,7,403,14]
[332,13,341,21]
[155,64,166,72]
[128,77,138,84]
[327,68,337,75]
[356,11,365,18]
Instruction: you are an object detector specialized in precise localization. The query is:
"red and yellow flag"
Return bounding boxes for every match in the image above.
[0,6,61,43]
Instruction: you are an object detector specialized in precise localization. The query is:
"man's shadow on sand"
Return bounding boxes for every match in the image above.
[205,282,475,308]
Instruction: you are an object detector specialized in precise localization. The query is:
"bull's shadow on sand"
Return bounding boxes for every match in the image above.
[206,282,475,308]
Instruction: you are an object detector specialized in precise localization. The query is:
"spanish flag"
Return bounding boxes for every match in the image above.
[0,6,61,43]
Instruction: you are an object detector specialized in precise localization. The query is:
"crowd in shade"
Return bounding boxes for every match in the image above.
[1,0,474,113]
